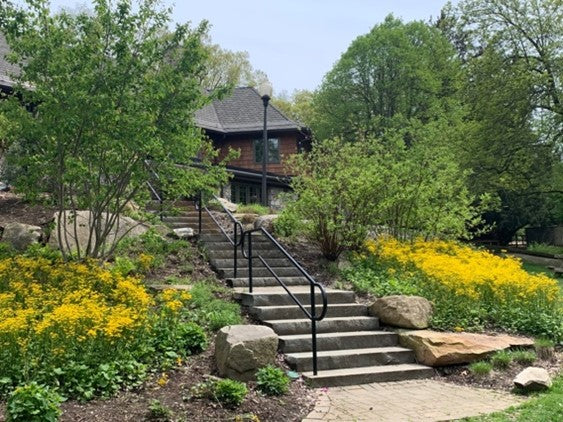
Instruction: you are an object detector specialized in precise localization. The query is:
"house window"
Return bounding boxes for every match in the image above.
[254,138,280,164]
[231,182,262,204]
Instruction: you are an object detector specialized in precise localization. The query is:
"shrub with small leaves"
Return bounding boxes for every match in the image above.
[491,350,512,370]
[256,365,290,396]
[469,361,493,376]
[6,382,63,422]
[213,379,248,407]
[511,350,537,365]
[147,399,172,421]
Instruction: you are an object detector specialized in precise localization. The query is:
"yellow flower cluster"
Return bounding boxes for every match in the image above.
[0,257,153,349]
[160,289,192,313]
[366,237,560,303]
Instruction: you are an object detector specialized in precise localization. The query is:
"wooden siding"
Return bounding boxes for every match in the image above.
[216,133,298,174]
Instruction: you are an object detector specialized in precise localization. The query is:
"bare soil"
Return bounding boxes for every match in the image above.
[0,192,55,228]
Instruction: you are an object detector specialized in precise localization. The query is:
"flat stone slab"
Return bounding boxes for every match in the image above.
[303,380,524,422]
[399,330,534,366]
[148,284,192,291]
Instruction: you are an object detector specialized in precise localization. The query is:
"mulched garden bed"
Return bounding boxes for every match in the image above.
[57,344,316,422]
[434,350,562,392]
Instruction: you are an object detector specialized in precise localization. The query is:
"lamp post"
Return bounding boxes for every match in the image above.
[258,81,272,207]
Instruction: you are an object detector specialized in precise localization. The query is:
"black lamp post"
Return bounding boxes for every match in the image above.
[258,81,272,207]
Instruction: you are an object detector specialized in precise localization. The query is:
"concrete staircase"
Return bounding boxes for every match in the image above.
[162,201,434,387]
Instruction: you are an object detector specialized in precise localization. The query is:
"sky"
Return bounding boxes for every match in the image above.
[47,0,456,96]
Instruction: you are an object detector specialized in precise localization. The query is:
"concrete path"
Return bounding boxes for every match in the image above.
[303,380,524,421]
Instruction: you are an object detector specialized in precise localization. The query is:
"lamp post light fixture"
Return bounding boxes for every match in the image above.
[258,81,273,207]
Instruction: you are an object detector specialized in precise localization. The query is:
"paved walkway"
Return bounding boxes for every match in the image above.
[303,380,524,421]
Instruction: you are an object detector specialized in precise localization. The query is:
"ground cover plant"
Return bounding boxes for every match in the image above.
[0,251,210,403]
[526,243,563,256]
[344,237,562,341]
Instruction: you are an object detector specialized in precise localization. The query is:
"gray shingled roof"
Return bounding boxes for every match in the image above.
[195,87,303,134]
[0,33,19,88]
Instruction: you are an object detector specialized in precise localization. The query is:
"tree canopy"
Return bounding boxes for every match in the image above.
[0,0,229,258]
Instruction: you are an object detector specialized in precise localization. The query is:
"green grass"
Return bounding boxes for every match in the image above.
[527,243,563,256]
[465,375,563,421]
[236,203,271,215]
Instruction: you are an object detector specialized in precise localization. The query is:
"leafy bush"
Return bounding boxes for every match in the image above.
[0,256,202,400]
[469,361,493,376]
[344,237,562,341]
[273,206,302,238]
[147,399,172,421]
[213,379,248,407]
[190,378,247,407]
[236,204,271,215]
[491,351,512,369]
[6,382,63,422]
[188,281,242,331]
[256,365,290,396]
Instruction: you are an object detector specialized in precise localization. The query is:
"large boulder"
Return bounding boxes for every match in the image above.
[513,367,552,392]
[48,210,148,253]
[215,325,278,381]
[172,227,195,239]
[369,295,432,329]
[1,222,42,250]
[217,197,238,213]
[233,213,260,225]
[399,330,534,366]
[254,214,278,232]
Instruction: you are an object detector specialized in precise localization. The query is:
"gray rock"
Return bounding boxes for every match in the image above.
[1,222,42,250]
[514,367,552,391]
[233,213,260,225]
[173,227,195,239]
[217,197,238,213]
[48,210,148,254]
[254,214,278,232]
[370,295,433,329]
[215,325,278,381]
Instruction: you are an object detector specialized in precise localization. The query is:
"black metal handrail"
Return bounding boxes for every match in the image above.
[195,192,244,278]
[241,227,328,375]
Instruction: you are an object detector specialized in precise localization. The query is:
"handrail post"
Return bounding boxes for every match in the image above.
[311,284,318,376]
[198,191,203,235]
[234,222,238,279]
[248,232,253,293]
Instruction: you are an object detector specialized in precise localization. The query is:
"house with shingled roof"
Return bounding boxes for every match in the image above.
[195,87,310,206]
[0,35,309,207]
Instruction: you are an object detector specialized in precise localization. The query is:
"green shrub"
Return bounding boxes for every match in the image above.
[236,204,271,215]
[469,361,493,376]
[213,379,248,407]
[491,350,512,370]
[511,350,537,365]
[177,322,208,355]
[527,243,563,256]
[189,282,242,331]
[147,399,172,421]
[273,207,302,238]
[6,382,63,422]
[112,256,137,276]
[256,365,290,396]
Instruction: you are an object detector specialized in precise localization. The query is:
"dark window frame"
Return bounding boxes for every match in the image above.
[254,138,280,164]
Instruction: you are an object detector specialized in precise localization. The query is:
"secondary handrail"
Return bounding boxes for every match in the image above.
[241,227,328,375]
[195,192,244,278]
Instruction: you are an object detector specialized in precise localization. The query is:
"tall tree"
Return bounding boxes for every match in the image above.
[0,0,229,259]
[312,15,463,141]
[441,0,563,242]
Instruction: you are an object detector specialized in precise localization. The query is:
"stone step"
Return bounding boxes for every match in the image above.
[235,286,356,307]
[166,221,217,229]
[211,257,293,269]
[221,267,303,279]
[263,316,379,336]
[286,347,416,372]
[302,364,435,387]
[162,216,215,223]
[228,276,309,288]
[202,242,281,252]
[200,233,271,243]
[279,331,400,353]
[207,249,286,259]
[251,303,367,320]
